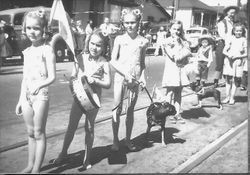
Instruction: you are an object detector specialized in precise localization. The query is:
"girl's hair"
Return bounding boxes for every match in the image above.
[232,22,246,37]
[168,19,185,40]
[120,8,143,33]
[89,28,111,60]
[22,8,48,37]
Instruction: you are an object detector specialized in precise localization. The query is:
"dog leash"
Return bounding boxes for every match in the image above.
[134,80,154,103]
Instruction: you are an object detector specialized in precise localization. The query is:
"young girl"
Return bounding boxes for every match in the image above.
[195,35,213,86]
[162,20,192,124]
[110,8,148,151]
[52,29,111,170]
[15,9,56,173]
[222,23,247,105]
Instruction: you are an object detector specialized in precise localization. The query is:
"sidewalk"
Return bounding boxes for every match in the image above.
[0,85,248,173]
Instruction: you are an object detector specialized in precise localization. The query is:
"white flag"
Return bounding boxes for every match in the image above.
[49,0,76,61]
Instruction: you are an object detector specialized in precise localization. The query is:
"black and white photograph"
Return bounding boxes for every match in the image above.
[0,0,249,173]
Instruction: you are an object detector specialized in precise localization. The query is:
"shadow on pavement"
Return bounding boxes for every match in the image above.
[235,95,248,103]
[41,128,185,173]
[182,108,210,119]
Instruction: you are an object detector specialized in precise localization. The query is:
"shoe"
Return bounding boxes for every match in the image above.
[82,163,92,170]
[124,141,137,151]
[229,99,235,105]
[175,115,185,124]
[50,154,67,166]
[169,115,175,120]
[214,82,218,88]
[221,98,229,104]
[78,163,92,171]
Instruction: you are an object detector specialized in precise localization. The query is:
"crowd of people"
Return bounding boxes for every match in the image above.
[12,4,248,173]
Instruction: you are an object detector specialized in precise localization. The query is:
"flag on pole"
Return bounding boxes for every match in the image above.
[49,0,76,61]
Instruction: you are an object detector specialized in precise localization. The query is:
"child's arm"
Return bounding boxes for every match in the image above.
[138,41,148,87]
[15,78,27,116]
[222,40,232,58]
[15,64,27,116]
[162,38,175,61]
[92,62,111,89]
[29,46,56,95]
[207,47,213,67]
[42,46,56,87]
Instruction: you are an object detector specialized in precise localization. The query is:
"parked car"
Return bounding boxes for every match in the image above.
[185,26,212,52]
[0,7,73,64]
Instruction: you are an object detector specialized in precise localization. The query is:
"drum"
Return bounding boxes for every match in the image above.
[69,76,100,112]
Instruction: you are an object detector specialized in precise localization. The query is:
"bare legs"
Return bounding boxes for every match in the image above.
[21,100,49,173]
[55,100,98,169]
[56,100,83,161]
[82,109,98,168]
[165,86,185,123]
[112,82,138,151]
[223,76,237,104]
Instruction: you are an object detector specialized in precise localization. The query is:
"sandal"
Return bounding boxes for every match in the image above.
[229,99,235,105]
[78,163,92,171]
[50,155,67,166]
[175,115,185,124]
[222,98,230,104]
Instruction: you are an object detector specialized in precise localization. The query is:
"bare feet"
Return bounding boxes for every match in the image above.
[111,143,119,151]
[21,166,33,173]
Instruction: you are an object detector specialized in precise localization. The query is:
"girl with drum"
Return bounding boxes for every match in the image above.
[15,9,56,173]
[52,29,111,170]
[110,8,148,152]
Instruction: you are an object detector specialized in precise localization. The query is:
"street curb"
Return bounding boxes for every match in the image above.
[169,119,248,173]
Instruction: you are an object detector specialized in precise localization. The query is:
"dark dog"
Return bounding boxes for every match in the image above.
[190,82,223,110]
[145,101,176,145]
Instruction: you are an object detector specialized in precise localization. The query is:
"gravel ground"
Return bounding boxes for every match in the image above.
[191,128,248,173]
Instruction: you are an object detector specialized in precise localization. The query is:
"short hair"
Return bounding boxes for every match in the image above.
[22,8,48,35]
[232,22,246,37]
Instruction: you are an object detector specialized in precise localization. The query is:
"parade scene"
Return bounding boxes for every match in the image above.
[0,0,249,173]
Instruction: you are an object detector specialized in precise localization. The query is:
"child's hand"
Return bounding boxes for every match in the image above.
[15,103,22,117]
[124,74,134,84]
[86,76,95,84]
[29,84,41,95]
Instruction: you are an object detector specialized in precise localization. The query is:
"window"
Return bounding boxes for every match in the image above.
[13,13,24,25]
[0,15,11,24]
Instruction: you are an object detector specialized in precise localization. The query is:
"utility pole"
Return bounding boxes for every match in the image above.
[173,0,179,20]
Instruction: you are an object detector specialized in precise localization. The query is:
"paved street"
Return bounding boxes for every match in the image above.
[0,55,248,173]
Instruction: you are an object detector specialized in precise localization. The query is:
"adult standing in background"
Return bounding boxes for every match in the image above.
[75,19,86,52]
[213,6,239,87]
[154,26,167,56]
[83,19,94,53]
[99,17,119,55]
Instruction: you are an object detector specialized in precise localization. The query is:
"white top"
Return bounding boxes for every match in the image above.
[217,16,234,41]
